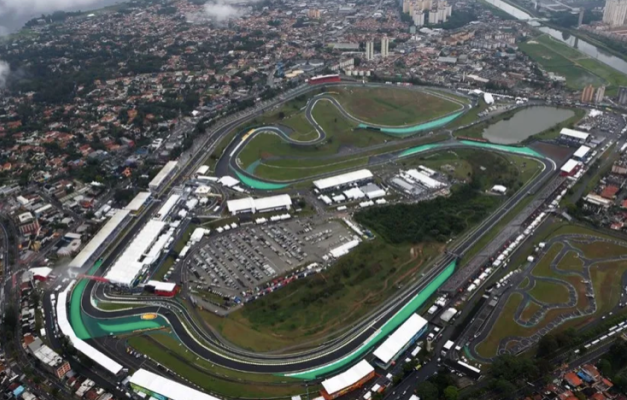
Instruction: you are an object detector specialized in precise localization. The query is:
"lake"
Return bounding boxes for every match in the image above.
[481,106,575,144]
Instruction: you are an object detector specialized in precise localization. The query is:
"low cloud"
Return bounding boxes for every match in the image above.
[203,0,253,23]
[0,61,10,89]
[0,0,102,16]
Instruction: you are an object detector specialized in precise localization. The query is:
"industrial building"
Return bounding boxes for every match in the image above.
[559,128,590,145]
[373,313,429,369]
[320,360,375,400]
[104,220,169,287]
[57,283,124,375]
[148,161,178,192]
[68,209,131,269]
[226,194,292,215]
[130,369,220,400]
[313,169,374,192]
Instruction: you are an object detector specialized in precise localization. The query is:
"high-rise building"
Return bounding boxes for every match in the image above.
[581,84,595,103]
[618,86,627,105]
[595,85,606,103]
[365,41,374,61]
[578,8,585,27]
[413,12,425,26]
[381,36,390,58]
[308,9,321,19]
[603,0,627,27]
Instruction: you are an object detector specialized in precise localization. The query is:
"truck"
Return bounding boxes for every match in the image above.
[442,340,454,356]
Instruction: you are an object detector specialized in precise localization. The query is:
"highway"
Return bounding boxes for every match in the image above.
[66,81,561,378]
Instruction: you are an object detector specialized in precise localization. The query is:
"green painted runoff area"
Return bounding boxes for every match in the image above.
[459,141,544,158]
[70,260,167,339]
[234,170,290,190]
[284,259,457,380]
[357,111,464,136]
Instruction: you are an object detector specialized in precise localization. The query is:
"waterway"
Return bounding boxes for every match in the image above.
[483,0,627,74]
[481,106,575,144]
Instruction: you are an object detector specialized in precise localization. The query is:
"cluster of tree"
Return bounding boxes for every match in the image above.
[549,11,601,29]
[598,341,627,392]
[430,10,478,30]
[355,184,500,244]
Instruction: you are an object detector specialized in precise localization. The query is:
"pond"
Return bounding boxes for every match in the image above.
[481,106,575,144]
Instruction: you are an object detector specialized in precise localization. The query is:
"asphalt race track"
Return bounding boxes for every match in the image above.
[72,82,560,378]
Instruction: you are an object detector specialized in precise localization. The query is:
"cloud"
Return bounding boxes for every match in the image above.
[0,0,103,16]
[203,0,252,23]
[0,25,8,37]
[0,61,10,89]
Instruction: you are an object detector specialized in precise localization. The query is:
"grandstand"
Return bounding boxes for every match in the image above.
[320,360,375,400]
[68,210,131,269]
[57,282,124,375]
[104,220,169,287]
[373,313,428,369]
[130,369,219,400]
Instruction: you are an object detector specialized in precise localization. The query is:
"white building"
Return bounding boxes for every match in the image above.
[226,194,292,215]
[148,161,178,192]
[366,40,374,61]
[313,169,373,192]
[381,36,390,58]
[603,0,627,27]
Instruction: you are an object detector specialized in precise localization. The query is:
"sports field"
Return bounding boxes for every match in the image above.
[519,34,627,92]
[475,223,627,358]
[330,86,464,126]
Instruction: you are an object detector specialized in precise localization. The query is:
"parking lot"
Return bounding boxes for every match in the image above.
[185,218,353,301]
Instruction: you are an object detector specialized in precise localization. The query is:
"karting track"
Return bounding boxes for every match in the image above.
[470,233,627,360]
[72,83,559,379]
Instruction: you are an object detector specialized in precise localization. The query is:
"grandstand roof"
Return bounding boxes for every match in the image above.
[196,165,210,175]
[104,220,167,286]
[560,159,580,174]
[146,280,177,292]
[560,128,589,141]
[130,369,220,400]
[149,161,178,189]
[57,283,123,375]
[124,192,151,211]
[321,360,374,396]
[373,313,428,364]
[155,194,180,221]
[313,169,373,190]
[68,210,130,269]
[227,194,292,213]
[574,145,591,159]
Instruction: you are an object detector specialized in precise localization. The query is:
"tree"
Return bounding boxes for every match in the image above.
[444,386,459,400]
[402,362,414,376]
[278,111,286,119]
[597,358,613,377]
[415,381,439,400]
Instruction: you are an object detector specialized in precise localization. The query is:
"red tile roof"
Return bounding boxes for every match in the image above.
[564,372,583,387]
[601,185,619,199]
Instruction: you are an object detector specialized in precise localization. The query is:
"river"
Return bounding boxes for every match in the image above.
[481,106,575,144]
[483,0,627,74]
